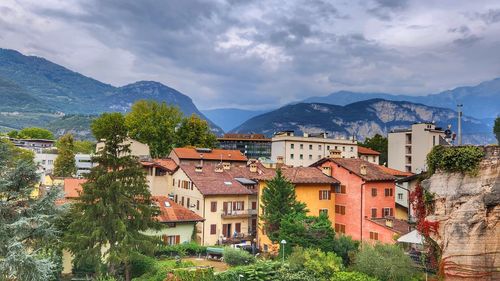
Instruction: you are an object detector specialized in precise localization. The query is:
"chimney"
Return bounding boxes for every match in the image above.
[322,166,331,177]
[329,149,341,158]
[195,165,203,173]
[303,132,309,138]
[215,164,223,173]
[222,162,231,170]
[276,156,284,164]
[385,219,393,228]
[249,163,257,173]
[360,164,367,176]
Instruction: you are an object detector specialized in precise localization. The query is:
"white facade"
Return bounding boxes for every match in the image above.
[388,123,446,173]
[271,132,358,167]
[75,154,94,177]
[34,153,95,178]
[96,138,150,157]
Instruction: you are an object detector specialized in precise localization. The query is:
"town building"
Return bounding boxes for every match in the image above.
[311,155,409,244]
[169,147,248,166]
[377,165,414,221]
[388,123,447,173]
[271,131,358,167]
[217,133,272,159]
[34,153,95,178]
[8,137,55,153]
[358,146,381,164]
[96,138,150,158]
[140,158,178,196]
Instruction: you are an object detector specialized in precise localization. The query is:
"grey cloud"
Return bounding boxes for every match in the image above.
[448,25,470,34]
[476,9,500,24]
[453,34,483,46]
[366,0,410,20]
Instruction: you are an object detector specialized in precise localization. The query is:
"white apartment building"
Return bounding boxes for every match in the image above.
[388,123,447,173]
[271,131,358,167]
[35,153,95,178]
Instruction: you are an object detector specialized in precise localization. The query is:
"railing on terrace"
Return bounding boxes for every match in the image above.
[221,209,257,218]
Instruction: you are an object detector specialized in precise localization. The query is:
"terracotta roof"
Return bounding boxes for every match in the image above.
[153,196,204,223]
[377,165,413,177]
[254,166,339,184]
[180,164,254,196]
[172,147,248,162]
[311,158,395,182]
[141,158,178,172]
[369,218,411,235]
[63,178,85,198]
[358,146,381,155]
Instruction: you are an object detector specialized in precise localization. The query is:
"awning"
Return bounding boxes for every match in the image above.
[397,230,424,244]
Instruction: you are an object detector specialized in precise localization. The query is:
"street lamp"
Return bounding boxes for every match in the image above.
[280,239,287,263]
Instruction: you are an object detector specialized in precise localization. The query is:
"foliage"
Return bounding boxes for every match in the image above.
[130,253,157,278]
[155,243,207,258]
[360,134,387,165]
[132,259,194,281]
[167,267,215,281]
[54,133,77,177]
[125,100,183,158]
[352,243,417,281]
[0,140,63,281]
[332,235,360,266]
[176,114,218,148]
[223,247,256,266]
[16,127,55,139]
[65,112,160,281]
[288,247,343,281]
[260,169,307,242]
[331,271,379,281]
[215,261,281,281]
[74,140,95,154]
[426,145,484,176]
[494,116,500,144]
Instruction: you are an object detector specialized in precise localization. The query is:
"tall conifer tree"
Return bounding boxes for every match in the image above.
[53,133,77,177]
[66,113,159,281]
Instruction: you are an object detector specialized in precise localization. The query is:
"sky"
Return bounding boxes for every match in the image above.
[1,0,500,110]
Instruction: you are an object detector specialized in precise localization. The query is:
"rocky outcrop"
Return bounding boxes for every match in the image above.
[421,146,499,280]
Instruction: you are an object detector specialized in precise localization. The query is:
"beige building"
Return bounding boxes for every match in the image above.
[141,159,178,196]
[271,131,358,167]
[388,123,447,173]
[96,138,150,157]
[358,146,381,164]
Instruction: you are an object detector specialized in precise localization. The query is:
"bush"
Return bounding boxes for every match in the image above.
[223,247,256,266]
[130,253,157,278]
[288,247,343,280]
[132,259,194,281]
[169,267,216,281]
[331,271,379,281]
[352,243,417,281]
[216,261,281,281]
[155,242,207,258]
[332,235,359,266]
[426,145,484,176]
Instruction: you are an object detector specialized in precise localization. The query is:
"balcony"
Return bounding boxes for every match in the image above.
[221,209,257,219]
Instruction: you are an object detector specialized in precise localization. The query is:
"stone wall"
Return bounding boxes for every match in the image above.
[421,146,499,280]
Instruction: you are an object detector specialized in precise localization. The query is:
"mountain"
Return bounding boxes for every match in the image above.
[201,108,268,132]
[0,48,222,136]
[232,99,494,144]
[302,78,500,119]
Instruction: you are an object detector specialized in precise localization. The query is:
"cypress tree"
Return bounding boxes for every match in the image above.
[65,113,159,281]
[260,168,307,242]
[53,133,77,177]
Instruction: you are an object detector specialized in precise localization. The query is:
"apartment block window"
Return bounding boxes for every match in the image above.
[335,223,346,234]
[318,155,321,159]
[384,188,393,197]
[335,185,347,194]
[383,207,394,217]
[318,145,322,151]
[163,235,180,245]
[308,154,312,160]
[300,144,303,149]
[187,198,190,208]
[371,188,377,197]
[309,144,313,150]
[291,143,294,149]
[48,160,53,165]
[335,205,346,215]
[350,147,354,152]
[174,195,178,203]
[233,201,244,211]
[251,201,257,210]
[172,179,175,186]
[433,135,436,146]
[299,154,303,160]
[342,146,345,152]
[290,154,294,159]
[397,193,403,200]
[371,208,377,218]
[181,197,184,206]
[327,145,330,150]
[369,231,379,241]
[319,190,331,200]
[211,201,217,212]
[210,224,216,235]
[197,200,200,210]
[42,160,46,165]
[319,209,328,216]
[334,146,338,150]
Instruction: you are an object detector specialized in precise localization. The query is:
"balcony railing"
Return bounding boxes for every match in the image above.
[221,209,257,218]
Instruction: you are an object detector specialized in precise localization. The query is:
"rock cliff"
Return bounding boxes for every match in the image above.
[421,146,499,280]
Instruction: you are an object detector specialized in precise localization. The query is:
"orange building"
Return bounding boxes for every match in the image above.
[311,157,409,244]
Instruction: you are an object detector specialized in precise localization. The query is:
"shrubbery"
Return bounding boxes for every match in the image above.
[287,247,343,281]
[155,242,207,258]
[222,247,256,266]
[331,271,379,281]
[132,259,194,281]
[215,261,281,281]
[426,145,484,176]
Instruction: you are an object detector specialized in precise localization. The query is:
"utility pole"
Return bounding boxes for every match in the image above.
[457,104,463,145]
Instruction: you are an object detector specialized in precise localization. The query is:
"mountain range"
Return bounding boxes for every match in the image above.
[232,99,494,144]
[201,108,268,132]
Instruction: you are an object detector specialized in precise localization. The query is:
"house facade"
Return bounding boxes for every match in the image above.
[217,133,272,159]
[358,146,381,164]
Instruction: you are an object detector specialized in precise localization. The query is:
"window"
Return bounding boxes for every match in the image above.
[155,168,166,176]
[290,154,294,159]
[335,223,346,234]
[308,154,312,160]
[174,195,178,203]
[210,224,216,235]
[342,146,345,152]
[433,135,436,146]
[335,205,346,215]
[166,222,176,227]
[350,146,354,152]
[197,200,200,210]
[48,160,53,165]
[291,144,294,149]
[181,197,184,206]
[233,201,244,211]
[384,188,393,197]
[235,223,241,233]
[300,144,303,149]
[335,185,347,194]
[42,160,46,164]
[211,201,217,212]
[299,154,303,160]
[319,190,331,200]
[383,207,394,217]
[309,144,313,150]
[318,145,322,151]
[172,179,175,186]
[187,198,190,208]
[369,232,379,241]
[371,208,377,218]
[397,193,403,200]
[371,188,377,197]
[251,201,257,210]
[334,146,338,150]
[327,145,330,150]
[162,235,180,245]
[319,209,328,215]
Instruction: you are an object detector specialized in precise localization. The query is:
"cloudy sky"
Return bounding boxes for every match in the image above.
[1,0,500,110]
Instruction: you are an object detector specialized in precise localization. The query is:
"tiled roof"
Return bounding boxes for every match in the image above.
[141,158,178,172]
[358,146,381,155]
[311,158,396,182]
[172,148,248,162]
[153,196,204,223]
[254,166,339,184]
[377,165,413,177]
[369,218,411,235]
[63,178,85,198]
[180,164,254,196]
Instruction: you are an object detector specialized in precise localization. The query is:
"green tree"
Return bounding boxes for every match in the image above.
[352,243,417,281]
[332,235,359,266]
[65,113,160,281]
[288,247,343,281]
[494,116,500,144]
[74,140,95,154]
[360,134,387,165]
[54,133,77,177]
[260,169,307,242]
[176,114,218,148]
[7,130,18,138]
[125,100,182,158]
[0,139,63,281]
[18,127,55,140]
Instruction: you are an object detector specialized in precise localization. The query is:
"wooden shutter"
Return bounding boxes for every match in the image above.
[223,202,228,213]
[390,208,394,217]
[341,185,346,194]
[232,202,237,211]
[252,201,257,210]
[371,208,377,218]
[372,188,377,196]
[319,190,322,200]
[241,201,244,210]
[328,190,331,200]
[175,235,180,245]
[211,202,217,212]
[210,224,216,234]
[187,198,190,207]
[222,224,228,237]
[196,200,199,210]
[235,223,241,233]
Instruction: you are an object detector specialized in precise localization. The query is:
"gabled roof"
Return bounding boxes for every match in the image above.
[377,165,413,177]
[369,218,410,235]
[254,166,339,184]
[358,146,381,155]
[172,147,248,162]
[311,158,395,182]
[141,158,178,172]
[153,196,204,223]
[63,178,85,198]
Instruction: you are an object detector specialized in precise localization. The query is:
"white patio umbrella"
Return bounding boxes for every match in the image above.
[397,230,424,244]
